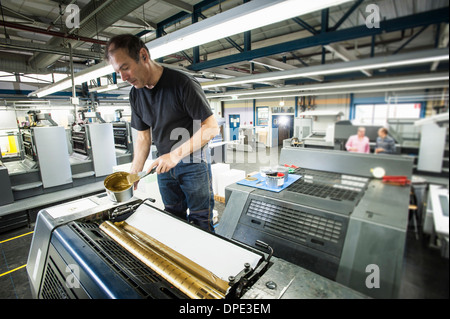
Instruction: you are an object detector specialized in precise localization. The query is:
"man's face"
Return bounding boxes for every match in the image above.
[357,128,365,138]
[108,47,147,89]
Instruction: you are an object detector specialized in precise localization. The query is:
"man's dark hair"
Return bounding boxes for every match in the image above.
[104,34,149,62]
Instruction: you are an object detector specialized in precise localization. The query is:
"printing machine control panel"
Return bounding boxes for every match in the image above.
[231,167,370,280]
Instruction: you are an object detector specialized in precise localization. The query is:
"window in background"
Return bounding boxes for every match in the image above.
[355,103,421,125]
[256,106,269,126]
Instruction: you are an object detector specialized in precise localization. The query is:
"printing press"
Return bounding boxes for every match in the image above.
[4,114,74,200]
[216,148,414,299]
[26,147,413,299]
[112,121,133,154]
[112,109,134,154]
[70,114,118,179]
[26,178,367,299]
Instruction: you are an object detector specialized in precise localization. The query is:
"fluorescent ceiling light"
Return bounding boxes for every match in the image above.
[214,82,449,101]
[147,0,353,59]
[202,48,450,89]
[89,84,119,93]
[29,61,114,98]
[206,72,449,98]
[29,0,351,98]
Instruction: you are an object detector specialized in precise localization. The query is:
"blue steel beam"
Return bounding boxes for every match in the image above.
[195,11,246,61]
[291,52,309,67]
[393,25,428,54]
[135,30,154,37]
[435,23,441,48]
[192,11,200,64]
[371,35,375,57]
[291,17,319,35]
[156,0,221,31]
[321,8,329,64]
[244,30,251,52]
[329,0,364,32]
[150,0,219,62]
[224,37,244,53]
[182,2,255,65]
[180,51,193,64]
[187,7,449,71]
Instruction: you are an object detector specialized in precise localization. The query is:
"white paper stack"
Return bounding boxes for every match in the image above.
[217,169,246,197]
[211,163,230,195]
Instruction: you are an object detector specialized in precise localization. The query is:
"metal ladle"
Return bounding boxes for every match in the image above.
[126,166,157,185]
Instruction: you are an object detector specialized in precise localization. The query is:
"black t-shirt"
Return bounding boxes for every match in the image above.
[129,67,213,156]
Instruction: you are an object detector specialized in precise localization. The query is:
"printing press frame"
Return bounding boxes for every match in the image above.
[26,188,367,299]
[26,194,273,299]
[217,148,414,299]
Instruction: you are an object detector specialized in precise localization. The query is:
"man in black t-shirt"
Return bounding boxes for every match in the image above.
[105,34,219,232]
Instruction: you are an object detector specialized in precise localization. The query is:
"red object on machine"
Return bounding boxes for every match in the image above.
[382,175,410,186]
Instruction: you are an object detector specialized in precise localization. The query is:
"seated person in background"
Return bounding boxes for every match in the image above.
[375,127,396,154]
[345,127,370,153]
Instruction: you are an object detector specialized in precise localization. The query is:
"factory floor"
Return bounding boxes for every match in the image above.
[0,147,448,299]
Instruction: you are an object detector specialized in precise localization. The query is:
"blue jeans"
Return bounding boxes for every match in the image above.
[157,161,215,232]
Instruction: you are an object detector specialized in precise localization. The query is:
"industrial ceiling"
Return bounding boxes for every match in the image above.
[0,0,448,101]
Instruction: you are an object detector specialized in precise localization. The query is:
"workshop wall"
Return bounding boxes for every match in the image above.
[223,99,255,127]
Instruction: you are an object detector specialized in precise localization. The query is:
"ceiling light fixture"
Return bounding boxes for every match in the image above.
[89,84,119,93]
[202,48,449,89]
[214,82,449,101]
[147,0,353,59]
[205,72,449,98]
[29,0,352,98]
[29,61,114,98]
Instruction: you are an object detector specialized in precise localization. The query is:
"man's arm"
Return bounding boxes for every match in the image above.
[364,138,370,153]
[131,129,152,188]
[345,136,352,151]
[346,136,357,152]
[374,138,383,153]
[387,138,396,154]
[150,115,219,174]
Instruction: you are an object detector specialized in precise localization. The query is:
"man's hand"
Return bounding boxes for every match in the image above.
[150,152,182,174]
[145,115,218,176]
